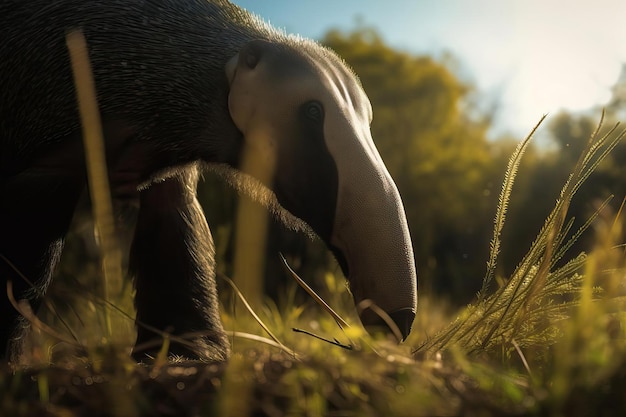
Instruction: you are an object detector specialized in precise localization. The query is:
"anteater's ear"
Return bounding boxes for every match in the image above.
[225,39,275,87]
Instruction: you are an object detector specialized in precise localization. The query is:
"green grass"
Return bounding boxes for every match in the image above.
[2,114,626,416]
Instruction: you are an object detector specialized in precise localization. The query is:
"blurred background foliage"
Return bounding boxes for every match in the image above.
[57,27,626,309]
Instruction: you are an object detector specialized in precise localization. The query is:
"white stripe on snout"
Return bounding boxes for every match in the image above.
[310,56,381,169]
[321,90,417,315]
[300,40,416,315]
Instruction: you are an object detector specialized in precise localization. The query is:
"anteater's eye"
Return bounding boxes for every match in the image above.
[304,100,324,123]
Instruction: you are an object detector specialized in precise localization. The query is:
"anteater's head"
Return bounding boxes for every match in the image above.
[225,38,417,340]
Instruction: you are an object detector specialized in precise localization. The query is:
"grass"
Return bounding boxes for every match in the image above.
[3,32,626,417]
[1,114,625,417]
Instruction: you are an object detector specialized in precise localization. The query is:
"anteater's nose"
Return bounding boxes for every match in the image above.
[360,307,415,342]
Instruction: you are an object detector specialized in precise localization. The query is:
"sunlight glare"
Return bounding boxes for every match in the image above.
[503,0,624,130]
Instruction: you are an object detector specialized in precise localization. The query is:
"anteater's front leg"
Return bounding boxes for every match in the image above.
[129,166,229,361]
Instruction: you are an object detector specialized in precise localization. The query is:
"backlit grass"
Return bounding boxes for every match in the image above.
[2,113,626,416]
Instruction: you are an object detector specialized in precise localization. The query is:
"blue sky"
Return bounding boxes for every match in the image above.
[232,0,626,139]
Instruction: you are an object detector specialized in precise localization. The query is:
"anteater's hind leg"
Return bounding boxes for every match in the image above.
[0,172,83,361]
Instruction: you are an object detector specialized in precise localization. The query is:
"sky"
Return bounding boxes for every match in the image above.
[231,0,626,139]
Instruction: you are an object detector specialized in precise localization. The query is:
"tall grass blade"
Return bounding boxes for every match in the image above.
[66,30,123,342]
[479,115,546,301]
[218,273,296,357]
[280,253,350,330]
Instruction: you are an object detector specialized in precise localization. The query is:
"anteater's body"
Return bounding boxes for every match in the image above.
[0,0,418,362]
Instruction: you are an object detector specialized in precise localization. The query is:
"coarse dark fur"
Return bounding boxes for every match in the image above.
[0,0,328,362]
